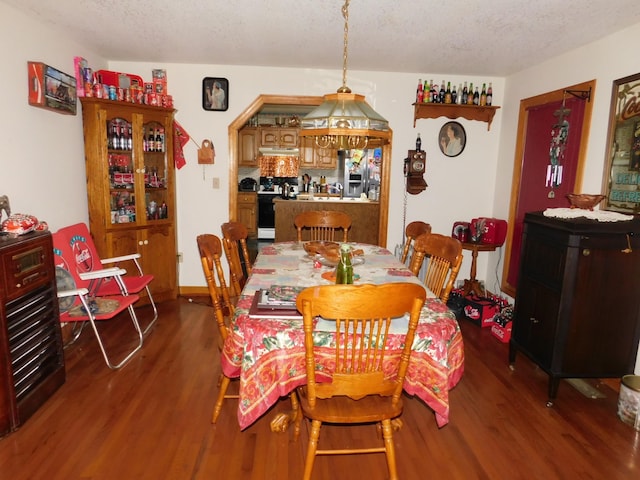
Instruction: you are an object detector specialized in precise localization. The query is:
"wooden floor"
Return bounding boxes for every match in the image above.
[1,297,638,479]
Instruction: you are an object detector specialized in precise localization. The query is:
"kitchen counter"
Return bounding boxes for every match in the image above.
[274,197,380,244]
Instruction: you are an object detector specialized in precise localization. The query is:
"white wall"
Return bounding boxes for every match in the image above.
[0,3,107,230]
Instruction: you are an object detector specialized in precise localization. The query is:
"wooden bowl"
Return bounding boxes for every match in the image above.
[303,241,338,256]
[566,194,606,210]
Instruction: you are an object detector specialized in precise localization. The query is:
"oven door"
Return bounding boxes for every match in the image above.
[257,193,277,239]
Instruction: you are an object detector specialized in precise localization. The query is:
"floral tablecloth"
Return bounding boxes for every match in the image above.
[221,242,464,430]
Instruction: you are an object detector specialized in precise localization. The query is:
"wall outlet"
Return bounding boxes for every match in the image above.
[177,252,183,263]
[212,177,220,189]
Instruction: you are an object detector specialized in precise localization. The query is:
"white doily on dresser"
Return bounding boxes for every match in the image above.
[543,208,634,222]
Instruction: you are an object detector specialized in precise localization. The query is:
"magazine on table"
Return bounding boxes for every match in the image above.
[249,289,303,319]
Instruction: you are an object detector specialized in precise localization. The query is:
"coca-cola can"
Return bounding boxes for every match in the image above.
[93,83,102,98]
[108,85,117,100]
[148,92,158,106]
[117,87,124,102]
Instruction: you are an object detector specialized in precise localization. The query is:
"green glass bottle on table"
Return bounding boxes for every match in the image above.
[335,244,354,284]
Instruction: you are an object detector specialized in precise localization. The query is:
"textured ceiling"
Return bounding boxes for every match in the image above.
[5,0,640,76]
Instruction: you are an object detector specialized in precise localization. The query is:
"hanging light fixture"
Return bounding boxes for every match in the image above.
[299,0,391,150]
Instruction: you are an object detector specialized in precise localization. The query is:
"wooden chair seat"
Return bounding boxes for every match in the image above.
[221,221,252,298]
[294,283,426,480]
[400,220,432,264]
[197,233,239,423]
[294,210,351,242]
[297,386,403,424]
[409,232,463,303]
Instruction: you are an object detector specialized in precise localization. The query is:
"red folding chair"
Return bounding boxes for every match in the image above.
[55,223,157,335]
[53,230,144,369]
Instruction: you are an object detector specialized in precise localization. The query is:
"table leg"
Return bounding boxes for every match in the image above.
[270,391,300,434]
[462,248,480,296]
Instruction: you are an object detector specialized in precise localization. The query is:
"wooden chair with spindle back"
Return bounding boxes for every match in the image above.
[409,232,463,303]
[400,220,432,264]
[294,283,427,480]
[294,210,351,242]
[220,221,252,298]
[196,233,239,423]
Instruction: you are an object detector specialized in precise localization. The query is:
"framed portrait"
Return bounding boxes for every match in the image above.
[438,121,466,157]
[602,72,640,214]
[202,77,228,111]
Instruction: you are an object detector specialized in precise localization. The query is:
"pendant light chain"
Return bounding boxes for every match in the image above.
[340,0,350,93]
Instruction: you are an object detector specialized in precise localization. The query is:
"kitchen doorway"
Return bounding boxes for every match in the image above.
[228,94,393,247]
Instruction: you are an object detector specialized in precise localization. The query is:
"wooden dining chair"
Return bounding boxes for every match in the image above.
[294,210,351,242]
[220,221,252,298]
[294,283,427,480]
[409,232,463,303]
[400,220,432,264]
[196,233,239,423]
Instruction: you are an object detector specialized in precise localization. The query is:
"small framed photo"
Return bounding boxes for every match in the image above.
[438,121,466,157]
[202,77,228,111]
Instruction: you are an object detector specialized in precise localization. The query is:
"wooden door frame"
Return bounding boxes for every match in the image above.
[501,80,596,297]
[228,94,392,247]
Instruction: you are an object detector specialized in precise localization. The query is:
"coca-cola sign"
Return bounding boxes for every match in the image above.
[603,72,640,214]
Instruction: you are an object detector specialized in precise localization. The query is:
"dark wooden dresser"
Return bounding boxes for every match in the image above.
[0,231,64,437]
[510,211,640,405]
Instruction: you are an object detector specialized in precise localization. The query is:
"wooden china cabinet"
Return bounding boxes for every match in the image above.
[80,98,178,303]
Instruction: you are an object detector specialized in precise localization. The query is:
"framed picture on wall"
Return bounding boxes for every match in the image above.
[602,72,640,214]
[202,77,228,111]
[438,121,466,157]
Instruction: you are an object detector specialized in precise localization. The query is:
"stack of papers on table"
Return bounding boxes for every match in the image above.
[249,288,303,319]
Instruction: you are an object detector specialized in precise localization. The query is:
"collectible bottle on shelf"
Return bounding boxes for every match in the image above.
[444,82,452,104]
[473,87,480,105]
[452,84,458,104]
[416,78,423,103]
[147,127,155,152]
[416,133,422,152]
[487,83,493,106]
[461,82,469,105]
[335,244,354,285]
[439,80,446,103]
[480,83,487,106]
[467,83,475,105]
[423,80,430,103]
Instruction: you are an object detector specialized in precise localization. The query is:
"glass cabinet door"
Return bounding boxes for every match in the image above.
[108,116,136,224]
[142,120,168,222]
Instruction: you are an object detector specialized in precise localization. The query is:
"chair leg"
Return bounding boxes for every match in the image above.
[212,374,231,423]
[381,419,398,480]
[292,391,302,440]
[302,419,321,480]
[141,285,158,336]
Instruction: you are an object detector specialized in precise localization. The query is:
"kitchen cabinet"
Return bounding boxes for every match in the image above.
[237,192,257,237]
[510,211,640,405]
[238,127,259,166]
[260,127,298,148]
[412,102,500,131]
[299,137,337,169]
[0,231,65,437]
[80,98,178,304]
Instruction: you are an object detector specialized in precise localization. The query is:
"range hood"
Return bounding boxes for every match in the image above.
[258,147,300,156]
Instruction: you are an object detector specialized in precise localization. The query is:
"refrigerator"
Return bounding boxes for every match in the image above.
[338,148,382,198]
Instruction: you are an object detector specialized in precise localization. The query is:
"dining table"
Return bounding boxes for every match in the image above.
[220,241,465,431]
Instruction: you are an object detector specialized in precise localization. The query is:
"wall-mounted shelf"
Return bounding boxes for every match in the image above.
[413,103,500,131]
